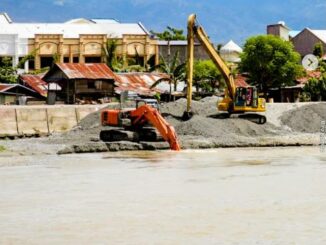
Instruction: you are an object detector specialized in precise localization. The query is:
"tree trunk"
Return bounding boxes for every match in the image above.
[169,83,172,101]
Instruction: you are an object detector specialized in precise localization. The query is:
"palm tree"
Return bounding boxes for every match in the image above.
[150,51,185,101]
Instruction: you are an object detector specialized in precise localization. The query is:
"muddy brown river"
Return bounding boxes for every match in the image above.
[1,147,326,244]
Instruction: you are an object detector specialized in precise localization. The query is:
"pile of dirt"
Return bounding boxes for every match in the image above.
[280,103,326,133]
[41,97,323,153]
[160,96,219,117]
[160,96,280,138]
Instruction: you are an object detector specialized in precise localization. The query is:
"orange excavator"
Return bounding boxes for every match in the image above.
[100,99,181,151]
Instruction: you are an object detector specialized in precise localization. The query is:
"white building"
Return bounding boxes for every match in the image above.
[0,12,156,72]
[220,40,243,63]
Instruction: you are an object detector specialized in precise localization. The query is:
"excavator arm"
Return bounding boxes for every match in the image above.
[130,105,181,151]
[186,14,236,113]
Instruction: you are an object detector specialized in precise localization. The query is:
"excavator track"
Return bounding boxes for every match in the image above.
[238,114,267,124]
[100,129,138,142]
[100,128,164,142]
[138,127,164,142]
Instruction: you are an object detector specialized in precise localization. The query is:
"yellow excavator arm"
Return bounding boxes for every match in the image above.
[186,14,236,113]
[185,14,266,122]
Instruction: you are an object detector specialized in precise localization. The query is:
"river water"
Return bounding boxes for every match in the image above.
[0,147,326,244]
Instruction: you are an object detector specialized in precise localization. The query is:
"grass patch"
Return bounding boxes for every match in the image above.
[0,145,6,152]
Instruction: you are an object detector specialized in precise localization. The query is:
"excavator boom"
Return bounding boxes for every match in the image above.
[130,105,181,151]
[186,14,266,122]
[187,14,236,109]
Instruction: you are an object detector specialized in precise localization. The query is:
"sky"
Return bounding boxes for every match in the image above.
[1,0,325,45]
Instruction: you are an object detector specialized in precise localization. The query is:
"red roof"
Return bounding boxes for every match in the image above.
[54,63,117,80]
[0,84,11,91]
[296,71,321,84]
[20,74,48,97]
[234,74,250,87]
[115,73,170,96]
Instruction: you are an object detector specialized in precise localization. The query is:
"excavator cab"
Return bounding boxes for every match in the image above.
[135,98,159,110]
[235,87,258,108]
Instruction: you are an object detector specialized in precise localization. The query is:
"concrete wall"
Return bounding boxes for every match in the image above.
[0,104,109,137]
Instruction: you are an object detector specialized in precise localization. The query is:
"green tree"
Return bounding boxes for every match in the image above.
[103,39,124,71]
[303,74,326,101]
[0,57,17,83]
[193,60,223,93]
[150,51,185,100]
[313,42,324,58]
[150,26,186,41]
[239,35,303,95]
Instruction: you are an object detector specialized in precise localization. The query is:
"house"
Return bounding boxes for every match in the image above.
[267,71,322,102]
[0,83,44,105]
[42,63,118,104]
[291,28,326,57]
[267,22,326,57]
[0,12,158,72]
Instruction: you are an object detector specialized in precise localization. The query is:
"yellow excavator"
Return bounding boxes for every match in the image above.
[184,14,267,124]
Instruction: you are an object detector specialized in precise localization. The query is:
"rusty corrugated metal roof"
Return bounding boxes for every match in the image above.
[115,73,171,96]
[0,83,39,95]
[296,71,321,84]
[19,74,48,97]
[234,74,250,87]
[55,63,118,80]
[0,84,11,91]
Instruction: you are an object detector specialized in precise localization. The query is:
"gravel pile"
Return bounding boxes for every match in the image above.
[280,103,326,133]
[4,97,323,155]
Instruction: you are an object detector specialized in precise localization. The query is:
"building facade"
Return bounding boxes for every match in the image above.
[0,13,158,71]
[267,22,291,41]
[291,28,326,57]
[158,40,209,63]
[267,22,326,57]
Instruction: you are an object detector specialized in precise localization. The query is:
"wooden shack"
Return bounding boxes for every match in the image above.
[42,63,119,104]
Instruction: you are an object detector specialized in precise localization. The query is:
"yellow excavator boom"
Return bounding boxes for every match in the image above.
[185,14,266,122]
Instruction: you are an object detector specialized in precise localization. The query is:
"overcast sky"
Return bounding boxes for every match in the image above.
[1,0,325,45]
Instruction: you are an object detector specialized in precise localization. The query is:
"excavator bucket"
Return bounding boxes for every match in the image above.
[182,110,194,121]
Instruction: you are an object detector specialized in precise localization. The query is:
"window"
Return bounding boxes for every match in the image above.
[95,80,102,90]
[85,56,101,63]
[63,57,69,63]
[40,56,54,68]
[87,81,95,89]
[28,59,35,70]
[73,57,79,63]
